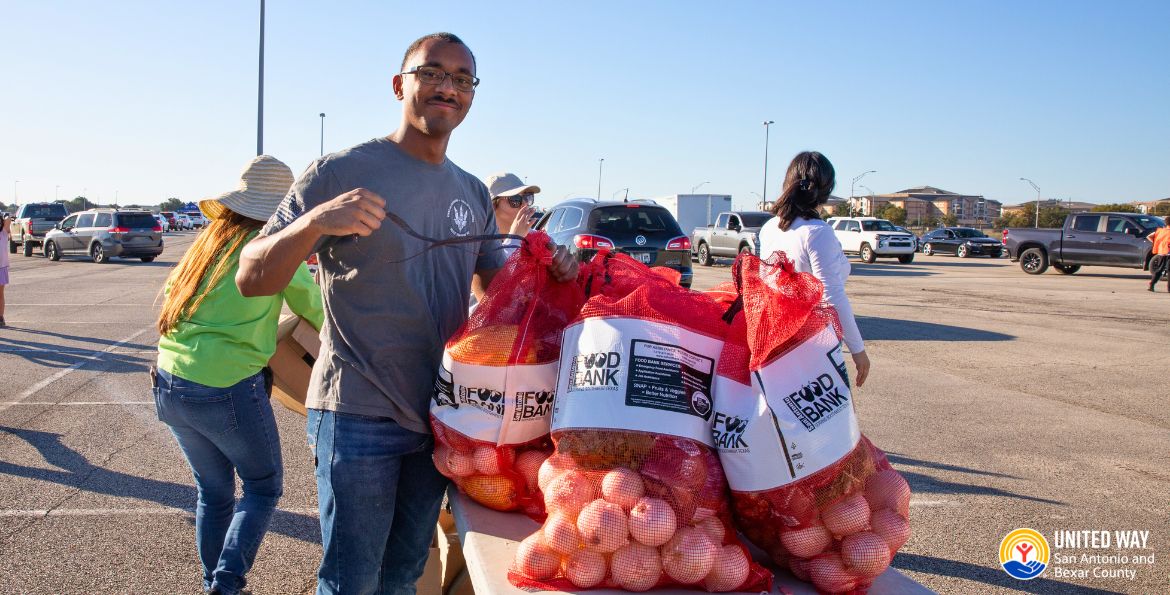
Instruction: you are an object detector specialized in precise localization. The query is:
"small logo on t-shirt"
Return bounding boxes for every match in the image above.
[447,199,474,237]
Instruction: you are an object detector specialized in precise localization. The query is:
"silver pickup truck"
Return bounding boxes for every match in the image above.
[691,211,772,265]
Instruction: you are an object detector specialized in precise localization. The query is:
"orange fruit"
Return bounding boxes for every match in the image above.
[463,474,519,511]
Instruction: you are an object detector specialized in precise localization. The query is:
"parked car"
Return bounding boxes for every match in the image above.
[175,214,193,230]
[187,213,209,229]
[43,208,164,263]
[826,216,916,263]
[920,227,1002,258]
[691,211,772,265]
[535,198,694,288]
[9,202,70,256]
[153,213,171,232]
[894,226,921,251]
[160,211,178,229]
[1004,212,1164,275]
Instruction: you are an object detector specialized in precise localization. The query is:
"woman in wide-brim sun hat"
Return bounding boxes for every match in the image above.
[154,155,324,595]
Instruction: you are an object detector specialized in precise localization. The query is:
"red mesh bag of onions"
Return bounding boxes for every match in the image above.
[430,231,587,518]
[508,252,772,593]
[712,254,912,594]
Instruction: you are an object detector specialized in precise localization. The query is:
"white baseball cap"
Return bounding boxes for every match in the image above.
[484,172,540,198]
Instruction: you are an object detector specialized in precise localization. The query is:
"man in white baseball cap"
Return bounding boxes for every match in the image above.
[484,172,540,243]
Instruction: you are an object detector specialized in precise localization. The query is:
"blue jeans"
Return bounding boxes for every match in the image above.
[154,367,283,595]
[307,409,449,595]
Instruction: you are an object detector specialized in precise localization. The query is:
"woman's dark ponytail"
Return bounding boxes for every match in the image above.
[769,151,837,231]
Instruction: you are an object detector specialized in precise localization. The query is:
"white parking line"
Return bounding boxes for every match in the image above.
[0,401,153,406]
[0,506,320,518]
[909,499,960,507]
[3,326,154,414]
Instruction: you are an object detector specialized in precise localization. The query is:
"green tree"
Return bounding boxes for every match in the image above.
[877,204,906,225]
[159,197,184,212]
[832,202,850,217]
[941,214,959,227]
[1090,203,1138,213]
[1153,201,1170,217]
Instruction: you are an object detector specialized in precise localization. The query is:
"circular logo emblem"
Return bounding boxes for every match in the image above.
[1000,528,1049,580]
[635,235,647,246]
[690,391,711,416]
[446,199,475,237]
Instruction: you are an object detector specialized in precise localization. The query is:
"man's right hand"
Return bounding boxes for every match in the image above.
[308,188,387,236]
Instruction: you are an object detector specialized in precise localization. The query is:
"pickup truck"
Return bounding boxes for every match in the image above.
[1004,212,1165,275]
[691,211,772,265]
[9,202,70,256]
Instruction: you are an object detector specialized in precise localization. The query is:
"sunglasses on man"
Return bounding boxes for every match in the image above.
[495,193,535,209]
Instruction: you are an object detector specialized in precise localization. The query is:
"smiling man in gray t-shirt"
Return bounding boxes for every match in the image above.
[236,32,577,595]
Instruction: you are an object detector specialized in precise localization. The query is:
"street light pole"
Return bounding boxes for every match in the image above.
[256,0,265,156]
[596,158,604,200]
[851,170,876,216]
[319,113,326,156]
[55,185,60,201]
[13,180,17,207]
[1020,177,1040,228]
[691,181,710,194]
[762,120,774,201]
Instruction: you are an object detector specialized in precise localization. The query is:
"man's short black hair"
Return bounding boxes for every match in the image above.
[401,32,476,72]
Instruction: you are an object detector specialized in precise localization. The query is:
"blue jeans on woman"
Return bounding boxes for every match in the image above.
[154,367,283,595]
[307,409,449,595]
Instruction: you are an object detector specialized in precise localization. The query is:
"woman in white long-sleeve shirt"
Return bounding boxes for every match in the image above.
[758,151,871,387]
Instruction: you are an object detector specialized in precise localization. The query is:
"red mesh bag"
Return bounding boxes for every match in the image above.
[509,252,772,592]
[712,254,912,594]
[430,231,587,518]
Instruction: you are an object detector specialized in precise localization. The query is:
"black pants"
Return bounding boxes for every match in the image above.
[1151,254,1169,289]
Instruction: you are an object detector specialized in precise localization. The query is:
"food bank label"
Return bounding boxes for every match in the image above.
[712,324,859,491]
[431,354,558,446]
[553,317,720,447]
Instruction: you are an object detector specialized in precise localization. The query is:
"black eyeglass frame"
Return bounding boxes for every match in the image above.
[400,66,480,92]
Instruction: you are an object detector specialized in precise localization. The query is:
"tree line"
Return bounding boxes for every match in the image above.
[0,197,187,214]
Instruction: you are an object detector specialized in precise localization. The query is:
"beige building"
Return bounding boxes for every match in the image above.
[850,186,1002,226]
[1130,198,1170,215]
[1000,199,1098,215]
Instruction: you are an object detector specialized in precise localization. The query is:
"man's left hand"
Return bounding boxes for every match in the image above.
[548,244,578,283]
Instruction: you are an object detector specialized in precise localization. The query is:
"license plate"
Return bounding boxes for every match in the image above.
[632,252,653,264]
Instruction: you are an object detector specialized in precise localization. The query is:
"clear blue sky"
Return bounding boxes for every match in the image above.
[3,1,1168,211]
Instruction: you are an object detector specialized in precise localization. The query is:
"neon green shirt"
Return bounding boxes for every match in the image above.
[157,233,324,388]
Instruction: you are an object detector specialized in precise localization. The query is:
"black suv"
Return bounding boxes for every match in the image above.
[535,198,693,288]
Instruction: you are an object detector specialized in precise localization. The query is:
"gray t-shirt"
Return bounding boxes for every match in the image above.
[263,138,506,433]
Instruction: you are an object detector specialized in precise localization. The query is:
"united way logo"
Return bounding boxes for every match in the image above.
[1000,528,1049,580]
[447,198,474,237]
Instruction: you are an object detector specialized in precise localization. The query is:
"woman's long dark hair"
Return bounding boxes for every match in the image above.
[769,151,836,231]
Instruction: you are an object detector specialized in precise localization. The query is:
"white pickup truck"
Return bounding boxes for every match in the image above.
[826,217,916,263]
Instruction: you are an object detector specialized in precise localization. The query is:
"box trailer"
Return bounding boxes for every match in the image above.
[653,194,733,235]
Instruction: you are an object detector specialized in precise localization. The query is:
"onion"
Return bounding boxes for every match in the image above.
[577,499,629,553]
[562,549,607,588]
[779,523,832,559]
[695,517,726,545]
[514,533,560,580]
[473,445,514,476]
[446,449,476,477]
[701,545,750,592]
[433,445,456,479]
[822,493,870,536]
[601,467,645,510]
[841,531,892,578]
[870,508,911,552]
[542,511,581,555]
[767,486,818,528]
[514,449,548,493]
[865,470,911,517]
[628,496,677,547]
[610,543,662,592]
[788,556,811,582]
[544,470,596,517]
[537,455,571,492]
[661,526,718,584]
[808,552,857,593]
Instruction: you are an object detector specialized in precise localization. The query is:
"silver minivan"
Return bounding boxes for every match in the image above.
[43,209,164,263]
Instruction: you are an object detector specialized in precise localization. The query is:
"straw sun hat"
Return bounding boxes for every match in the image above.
[199,155,295,222]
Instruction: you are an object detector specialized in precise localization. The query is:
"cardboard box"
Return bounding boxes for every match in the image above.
[416,511,468,595]
[268,315,321,417]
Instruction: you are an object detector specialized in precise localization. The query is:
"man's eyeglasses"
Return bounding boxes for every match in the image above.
[496,193,535,208]
[401,66,479,93]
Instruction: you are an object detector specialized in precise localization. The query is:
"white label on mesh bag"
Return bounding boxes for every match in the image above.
[431,352,559,446]
[712,324,859,492]
[551,317,721,446]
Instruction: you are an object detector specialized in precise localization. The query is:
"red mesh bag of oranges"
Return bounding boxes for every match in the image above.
[711,254,912,593]
[508,252,772,592]
[430,231,587,518]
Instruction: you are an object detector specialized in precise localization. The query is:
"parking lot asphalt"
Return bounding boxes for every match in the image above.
[2,236,1167,594]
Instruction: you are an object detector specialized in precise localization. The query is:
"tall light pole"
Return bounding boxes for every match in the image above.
[319,113,326,156]
[256,0,265,156]
[762,120,774,201]
[860,185,875,219]
[12,180,17,207]
[851,170,876,216]
[691,181,710,194]
[55,185,60,201]
[596,158,604,200]
[1020,177,1040,228]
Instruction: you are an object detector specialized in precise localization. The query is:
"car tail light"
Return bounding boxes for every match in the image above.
[625,204,641,208]
[152,225,163,232]
[307,254,319,265]
[1001,229,1008,245]
[666,236,691,251]
[110,226,131,234]
[574,234,614,250]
